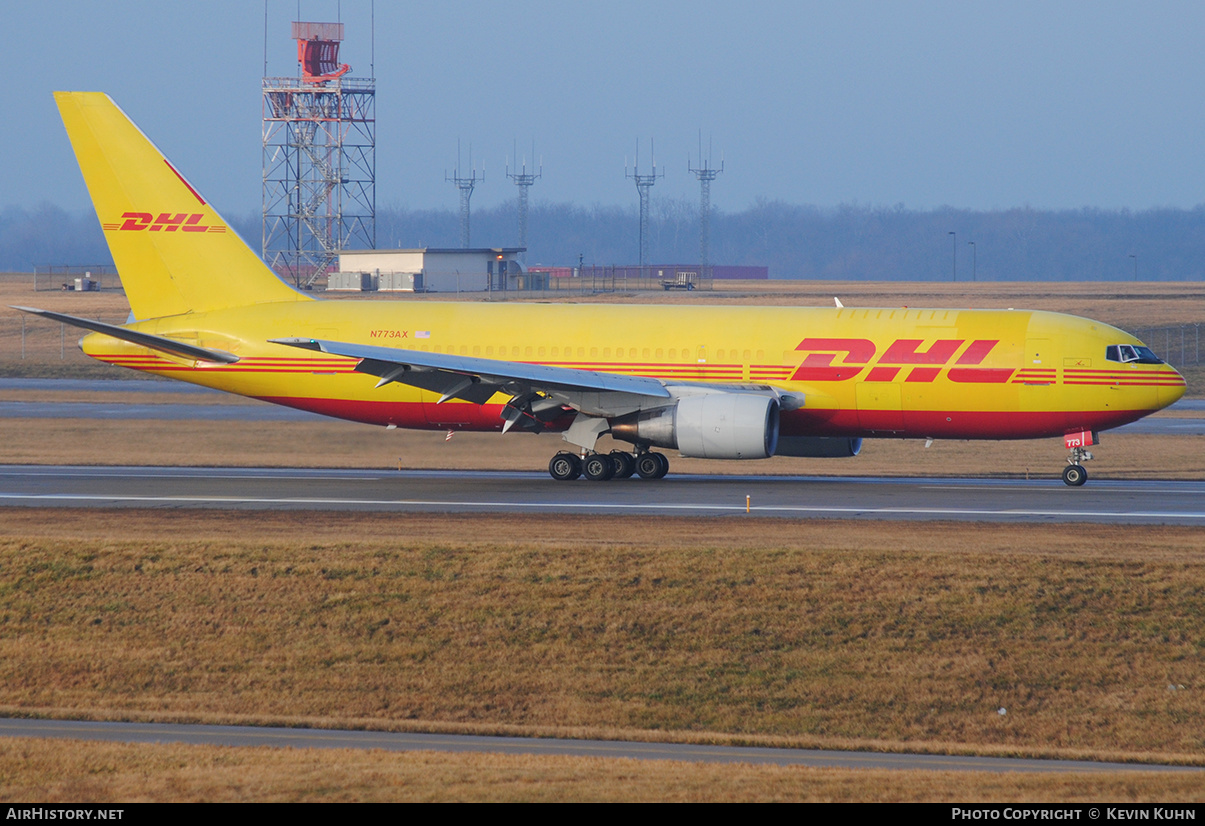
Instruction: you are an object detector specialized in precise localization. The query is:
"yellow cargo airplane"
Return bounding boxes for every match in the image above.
[16,93,1187,485]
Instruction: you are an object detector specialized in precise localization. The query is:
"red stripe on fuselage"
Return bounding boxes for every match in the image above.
[257,394,1154,442]
[782,407,1154,440]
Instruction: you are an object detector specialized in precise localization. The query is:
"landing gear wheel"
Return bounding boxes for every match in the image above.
[635,452,670,480]
[609,451,636,479]
[1062,464,1087,487]
[583,453,615,481]
[652,452,670,479]
[549,452,582,481]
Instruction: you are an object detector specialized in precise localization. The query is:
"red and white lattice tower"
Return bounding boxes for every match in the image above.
[262,21,375,288]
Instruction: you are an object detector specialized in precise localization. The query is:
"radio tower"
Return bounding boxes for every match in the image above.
[688,133,723,278]
[446,141,483,248]
[263,20,376,288]
[506,141,541,264]
[626,139,662,273]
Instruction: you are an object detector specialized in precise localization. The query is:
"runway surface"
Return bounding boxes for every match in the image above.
[3,379,1203,522]
[4,464,1205,523]
[2,718,1200,773]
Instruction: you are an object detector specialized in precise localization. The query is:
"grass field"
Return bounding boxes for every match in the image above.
[5,738,1203,803]
[1,510,1203,756]
[1,510,1204,801]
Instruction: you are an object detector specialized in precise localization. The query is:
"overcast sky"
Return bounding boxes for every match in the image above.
[7,1,1205,217]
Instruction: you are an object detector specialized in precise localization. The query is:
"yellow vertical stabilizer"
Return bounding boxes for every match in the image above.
[55,92,307,320]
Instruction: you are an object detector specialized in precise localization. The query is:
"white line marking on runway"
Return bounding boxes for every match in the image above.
[921,484,1205,495]
[3,492,1205,520]
[0,471,375,482]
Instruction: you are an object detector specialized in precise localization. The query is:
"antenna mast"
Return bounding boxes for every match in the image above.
[506,141,541,264]
[688,132,723,277]
[446,140,483,248]
[625,139,663,274]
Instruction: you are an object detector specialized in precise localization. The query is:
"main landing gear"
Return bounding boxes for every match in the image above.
[548,450,668,481]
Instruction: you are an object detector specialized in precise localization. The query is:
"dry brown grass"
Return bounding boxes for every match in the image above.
[710,280,1205,328]
[0,389,261,405]
[0,279,130,379]
[349,278,1205,330]
[1,510,1203,766]
[2,737,1201,803]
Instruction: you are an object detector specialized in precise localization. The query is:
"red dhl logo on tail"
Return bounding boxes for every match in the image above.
[102,212,226,233]
[792,338,1014,384]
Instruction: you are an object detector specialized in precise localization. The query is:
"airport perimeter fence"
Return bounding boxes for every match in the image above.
[538,266,714,295]
[1131,324,1201,367]
[548,275,715,294]
[461,275,715,299]
[3,313,131,362]
[32,265,120,292]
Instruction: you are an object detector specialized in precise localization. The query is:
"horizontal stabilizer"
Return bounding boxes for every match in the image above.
[12,306,239,364]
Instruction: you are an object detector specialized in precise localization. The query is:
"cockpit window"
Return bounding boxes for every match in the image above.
[1106,344,1163,364]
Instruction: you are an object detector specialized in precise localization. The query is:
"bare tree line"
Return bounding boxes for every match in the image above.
[5,199,1205,281]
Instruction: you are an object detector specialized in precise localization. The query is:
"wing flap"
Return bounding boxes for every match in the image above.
[355,357,500,405]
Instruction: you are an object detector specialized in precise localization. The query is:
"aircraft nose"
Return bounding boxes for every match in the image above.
[1157,367,1187,409]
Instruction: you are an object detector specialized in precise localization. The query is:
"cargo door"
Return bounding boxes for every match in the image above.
[1019,338,1055,412]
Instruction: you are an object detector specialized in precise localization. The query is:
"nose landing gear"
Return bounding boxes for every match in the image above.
[1062,460,1088,487]
[1061,430,1097,487]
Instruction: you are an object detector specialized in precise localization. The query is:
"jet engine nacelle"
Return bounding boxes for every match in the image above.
[611,394,780,459]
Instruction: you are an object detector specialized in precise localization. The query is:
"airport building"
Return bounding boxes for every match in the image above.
[333,248,526,293]
[331,250,768,294]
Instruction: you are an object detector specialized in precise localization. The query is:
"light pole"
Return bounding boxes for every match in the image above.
[948,231,956,282]
[968,241,976,283]
[1129,254,1137,282]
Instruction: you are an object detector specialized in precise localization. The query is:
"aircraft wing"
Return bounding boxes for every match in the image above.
[271,336,674,432]
[272,336,806,444]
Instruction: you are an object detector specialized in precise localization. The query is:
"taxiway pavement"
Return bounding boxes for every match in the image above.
[1,718,1199,773]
